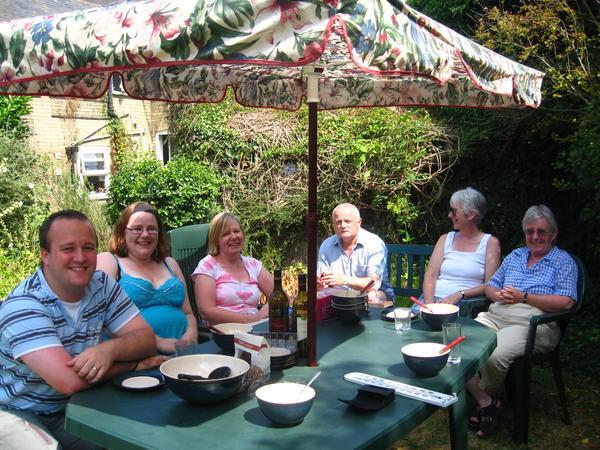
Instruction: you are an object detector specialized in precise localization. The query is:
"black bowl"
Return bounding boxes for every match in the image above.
[332,303,365,324]
[160,354,250,404]
[420,304,459,331]
[401,342,449,377]
[210,323,253,354]
[331,289,368,307]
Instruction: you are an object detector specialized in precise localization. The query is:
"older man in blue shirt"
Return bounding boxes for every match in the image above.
[317,203,394,304]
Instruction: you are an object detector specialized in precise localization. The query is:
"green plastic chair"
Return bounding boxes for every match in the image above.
[385,243,490,318]
[508,254,587,444]
[167,223,210,322]
[385,244,433,300]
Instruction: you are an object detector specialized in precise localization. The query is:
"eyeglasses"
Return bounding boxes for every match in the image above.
[525,228,549,237]
[449,207,464,216]
[126,226,159,235]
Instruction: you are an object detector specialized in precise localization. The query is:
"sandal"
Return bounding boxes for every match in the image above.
[476,396,501,439]
[468,405,480,430]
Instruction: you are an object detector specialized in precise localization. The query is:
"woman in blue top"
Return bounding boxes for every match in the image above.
[98,202,197,354]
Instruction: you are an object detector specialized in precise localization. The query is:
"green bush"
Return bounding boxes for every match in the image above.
[107,156,224,229]
[0,248,38,299]
[49,175,112,251]
[0,96,32,138]
[0,132,49,253]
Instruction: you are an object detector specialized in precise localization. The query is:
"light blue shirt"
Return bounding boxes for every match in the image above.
[318,228,394,300]
[0,269,140,414]
[488,246,578,301]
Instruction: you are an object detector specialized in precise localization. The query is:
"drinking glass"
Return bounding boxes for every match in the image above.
[175,342,201,356]
[393,307,411,332]
[442,322,462,365]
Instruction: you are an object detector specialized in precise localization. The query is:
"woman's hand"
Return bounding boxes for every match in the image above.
[439,292,461,304]
[179,330,197,346]
[135,355,170,371]
[156,336,178,354]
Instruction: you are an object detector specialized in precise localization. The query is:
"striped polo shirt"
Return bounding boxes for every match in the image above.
[0,268,140,414]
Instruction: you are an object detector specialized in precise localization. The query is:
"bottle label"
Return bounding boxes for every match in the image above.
[297,317,307,341]
[269,318,288,333]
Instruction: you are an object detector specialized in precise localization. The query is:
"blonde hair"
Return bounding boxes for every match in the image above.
[207,212,244,256]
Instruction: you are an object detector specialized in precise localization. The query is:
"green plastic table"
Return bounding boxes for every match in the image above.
[66,312,495,450]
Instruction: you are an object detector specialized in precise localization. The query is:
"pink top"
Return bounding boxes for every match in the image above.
[192,254,263,314]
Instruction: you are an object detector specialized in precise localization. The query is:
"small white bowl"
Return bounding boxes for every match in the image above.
[255,382,315,426]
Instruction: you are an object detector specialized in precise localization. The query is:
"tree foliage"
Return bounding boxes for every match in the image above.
[168,99,456,267]
[106,156,224,229]
[0,96,32,138]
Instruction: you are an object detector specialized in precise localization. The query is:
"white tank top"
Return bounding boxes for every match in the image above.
[435,232,491,299]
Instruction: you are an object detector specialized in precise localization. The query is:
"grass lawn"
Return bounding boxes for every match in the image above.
[390,359,600,449]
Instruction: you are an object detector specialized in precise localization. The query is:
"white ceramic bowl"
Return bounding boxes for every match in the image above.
[255,382,316,426]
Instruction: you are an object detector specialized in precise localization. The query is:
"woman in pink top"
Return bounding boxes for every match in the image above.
[192,212,274,324]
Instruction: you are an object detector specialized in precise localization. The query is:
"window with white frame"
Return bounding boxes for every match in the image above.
[155,131,173,164]
[77,147,110,199]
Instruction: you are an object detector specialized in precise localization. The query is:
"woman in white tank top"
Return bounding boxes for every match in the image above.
[421,188,501,305]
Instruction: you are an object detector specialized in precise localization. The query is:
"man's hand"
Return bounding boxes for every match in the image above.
[319,272,347,287]
[67,344,115,384]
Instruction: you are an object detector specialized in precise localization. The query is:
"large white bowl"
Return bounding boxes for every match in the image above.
[255,382,315,426]
[160,354,249,404]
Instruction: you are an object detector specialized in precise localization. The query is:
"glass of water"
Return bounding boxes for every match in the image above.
[442,322,462,365]
[393,307,411,332]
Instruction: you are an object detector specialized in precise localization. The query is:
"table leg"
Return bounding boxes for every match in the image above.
[449,389,467,450]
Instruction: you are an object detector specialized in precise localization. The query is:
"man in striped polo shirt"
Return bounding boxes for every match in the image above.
[0,210,160,449]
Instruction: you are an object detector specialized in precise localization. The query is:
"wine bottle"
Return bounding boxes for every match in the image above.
[269,269,289,333]
[294,273,308,358]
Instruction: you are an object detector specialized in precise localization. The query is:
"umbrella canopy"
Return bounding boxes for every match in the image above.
[0,0,544,366]
[0,0,543,108]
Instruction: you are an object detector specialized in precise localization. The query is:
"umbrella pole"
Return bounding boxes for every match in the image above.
[305,66,321,367]
[307,100,318,367]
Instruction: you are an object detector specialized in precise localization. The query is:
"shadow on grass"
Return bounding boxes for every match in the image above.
[389,366,600,449]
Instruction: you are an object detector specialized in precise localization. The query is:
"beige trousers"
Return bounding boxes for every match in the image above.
[475,302,559,391]
[0,409,101,450]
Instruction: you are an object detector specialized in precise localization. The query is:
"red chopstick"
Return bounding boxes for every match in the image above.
[409,296,432,312]
[359,280,375,295]
[439,336,466,354]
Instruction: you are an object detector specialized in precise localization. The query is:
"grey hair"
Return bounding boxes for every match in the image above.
[522,205,558,234]
[450,187,486,224]
[332,203,361,220]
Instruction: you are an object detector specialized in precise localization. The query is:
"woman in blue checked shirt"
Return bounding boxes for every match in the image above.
[466,205,578,438]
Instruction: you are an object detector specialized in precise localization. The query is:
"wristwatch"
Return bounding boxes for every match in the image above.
[460,290,466,300]
[523,292,528,303]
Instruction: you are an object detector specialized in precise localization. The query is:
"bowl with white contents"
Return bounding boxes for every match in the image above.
[255,382,316,426]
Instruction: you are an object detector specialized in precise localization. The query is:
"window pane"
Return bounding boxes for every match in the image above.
[85,175,107,193]
[83,160,105,171]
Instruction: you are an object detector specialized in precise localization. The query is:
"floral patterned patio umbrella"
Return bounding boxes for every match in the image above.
[0,0,543,108]
[0,0,544,365]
